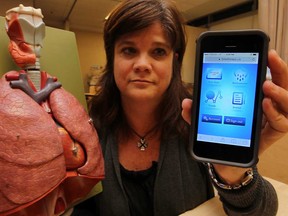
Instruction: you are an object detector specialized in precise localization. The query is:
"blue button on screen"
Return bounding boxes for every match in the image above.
[224,116,246,126]
[202,114,222,124]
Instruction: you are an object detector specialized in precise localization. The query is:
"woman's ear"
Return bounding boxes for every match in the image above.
[175,53,179,59]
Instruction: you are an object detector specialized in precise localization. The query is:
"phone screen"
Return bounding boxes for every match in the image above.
[197,52,259,147]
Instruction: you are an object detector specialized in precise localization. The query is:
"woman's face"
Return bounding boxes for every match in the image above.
[114,22,174,104]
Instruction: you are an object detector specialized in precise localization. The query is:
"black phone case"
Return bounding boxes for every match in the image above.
[190,30,269,167]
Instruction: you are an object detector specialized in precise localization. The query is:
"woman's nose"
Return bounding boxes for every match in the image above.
[133,54,152,73]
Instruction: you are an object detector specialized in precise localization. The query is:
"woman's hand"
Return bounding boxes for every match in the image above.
[259,49,288,153]
[181,49,288,184]
[181,98,192,125]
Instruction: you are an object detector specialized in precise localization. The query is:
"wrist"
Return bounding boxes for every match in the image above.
[213,163,250,185]
[207,163,254,190]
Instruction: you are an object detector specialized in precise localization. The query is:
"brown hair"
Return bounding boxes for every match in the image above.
[89,0,190,140]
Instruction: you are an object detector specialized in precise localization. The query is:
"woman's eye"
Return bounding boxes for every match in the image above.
[121,47,136,56]
[153,48,167,57]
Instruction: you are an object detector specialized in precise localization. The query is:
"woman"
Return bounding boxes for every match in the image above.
[73,0,288,215]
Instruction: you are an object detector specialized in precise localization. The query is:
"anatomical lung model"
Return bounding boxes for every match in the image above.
[0,5,104,216]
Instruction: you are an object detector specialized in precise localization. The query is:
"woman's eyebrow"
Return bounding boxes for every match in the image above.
[115,39,171,50]
[152,41,171,49]
[115,40,135,47]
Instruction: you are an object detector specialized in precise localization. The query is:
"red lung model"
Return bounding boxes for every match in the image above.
[0,5,104,215]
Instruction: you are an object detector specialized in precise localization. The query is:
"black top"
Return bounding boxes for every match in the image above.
[120,161,158,216]
[72,134,277,216]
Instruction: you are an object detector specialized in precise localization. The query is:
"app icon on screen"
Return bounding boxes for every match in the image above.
[206,68,222,80]
[232,92,244,105]
[234,69,248,83]
[205,90,223,103]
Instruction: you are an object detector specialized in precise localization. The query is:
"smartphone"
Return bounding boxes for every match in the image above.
[190,30,269,167]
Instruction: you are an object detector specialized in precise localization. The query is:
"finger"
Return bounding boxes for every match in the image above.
[181,98,192,125]
[268,49,288,89]
[263,80,288,113]
[262,97,288,133]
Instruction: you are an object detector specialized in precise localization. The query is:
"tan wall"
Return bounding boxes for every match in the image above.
[74,30,106,93]
[182,25,207,84]
[258,134,288,184]
[209,13,259,30]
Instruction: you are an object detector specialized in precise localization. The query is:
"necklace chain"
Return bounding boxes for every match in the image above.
[130,125,158,151]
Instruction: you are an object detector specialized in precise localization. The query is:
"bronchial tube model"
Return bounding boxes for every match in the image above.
[0,4,104,216]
